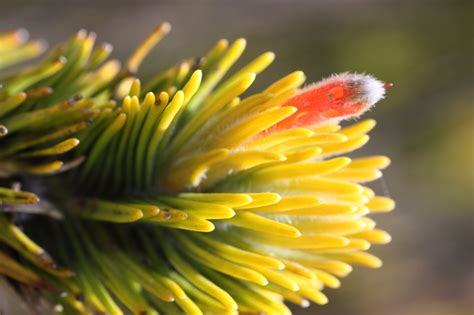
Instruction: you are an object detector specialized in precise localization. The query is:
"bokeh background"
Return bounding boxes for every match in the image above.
[0,0,472,314]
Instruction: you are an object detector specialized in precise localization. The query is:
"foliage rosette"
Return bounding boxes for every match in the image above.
[0,24,395,315]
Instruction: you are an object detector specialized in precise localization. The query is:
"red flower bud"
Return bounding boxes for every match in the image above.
[274,73,389,130]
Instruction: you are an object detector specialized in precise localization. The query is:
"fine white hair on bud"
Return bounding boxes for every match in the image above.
[340,72,386,108]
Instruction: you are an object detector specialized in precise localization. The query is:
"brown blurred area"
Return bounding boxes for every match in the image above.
[1,0,473,314]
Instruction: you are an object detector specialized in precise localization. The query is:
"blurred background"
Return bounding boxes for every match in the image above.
[0,0,472,314]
